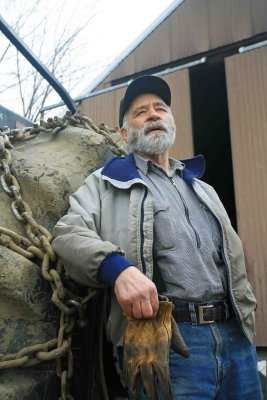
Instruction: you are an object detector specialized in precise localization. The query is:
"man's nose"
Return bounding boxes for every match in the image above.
[146,108,161,121]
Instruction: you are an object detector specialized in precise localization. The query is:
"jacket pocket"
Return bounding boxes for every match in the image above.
[153,200,176,249]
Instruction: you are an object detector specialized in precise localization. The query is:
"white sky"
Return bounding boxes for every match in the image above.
[1,0,174,116]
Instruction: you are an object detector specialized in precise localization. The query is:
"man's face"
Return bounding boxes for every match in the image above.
[121,93,176,155]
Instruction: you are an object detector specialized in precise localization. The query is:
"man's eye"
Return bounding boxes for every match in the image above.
[136,110,145,116]
[156,107,167,112]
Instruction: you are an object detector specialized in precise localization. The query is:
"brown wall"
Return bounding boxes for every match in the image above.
[225,46,267,346]
[164,69,193,159]
[79,87,125,130]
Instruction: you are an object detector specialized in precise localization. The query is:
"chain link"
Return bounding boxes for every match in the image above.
[0,113,121,398]
[1,111,126,156]
[0,339,68,369]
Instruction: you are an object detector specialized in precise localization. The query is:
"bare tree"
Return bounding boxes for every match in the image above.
[0,0,99,121]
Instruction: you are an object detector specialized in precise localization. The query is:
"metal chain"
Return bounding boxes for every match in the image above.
[1,111,127,156]
[0,130,83,398]
[0,113,119,398]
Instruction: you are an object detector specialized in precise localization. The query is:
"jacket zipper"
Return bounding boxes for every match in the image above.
[140,188,148,274]
[169,177,201,248]
[193,189,246,337]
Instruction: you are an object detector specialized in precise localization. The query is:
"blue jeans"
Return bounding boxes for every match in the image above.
[169,318,262,399]
[127,317,262,399]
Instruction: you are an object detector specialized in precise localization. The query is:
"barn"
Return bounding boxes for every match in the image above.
[76,0,267,349]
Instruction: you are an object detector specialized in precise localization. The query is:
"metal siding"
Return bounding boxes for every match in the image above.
[169,0,209,59]
[115,56,135,83]
[251,0,267,34]
[164,69,194,159]
[135,22,172,72]
[209,0,253,47]
[225,47,267,346]
[96,0,267,89]
[79,88,125,129]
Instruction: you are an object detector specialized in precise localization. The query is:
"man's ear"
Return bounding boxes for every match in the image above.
[120,127,129,143]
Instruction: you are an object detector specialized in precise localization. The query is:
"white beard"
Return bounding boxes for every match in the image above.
[127,120,176,155]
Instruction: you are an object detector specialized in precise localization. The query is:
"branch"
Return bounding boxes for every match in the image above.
[1,0,100,121]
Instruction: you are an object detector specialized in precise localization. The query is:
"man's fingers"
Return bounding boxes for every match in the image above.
[124,295,157,319]
[132,298,154,319]
[132,301,142,319]
[114,266,158,319]
[122,303,133,318]
[150,290,159,317]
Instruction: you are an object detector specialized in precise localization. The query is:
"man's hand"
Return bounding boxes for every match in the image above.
[114,266,159,319]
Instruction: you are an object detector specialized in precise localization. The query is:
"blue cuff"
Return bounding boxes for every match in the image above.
[98,252,134,286]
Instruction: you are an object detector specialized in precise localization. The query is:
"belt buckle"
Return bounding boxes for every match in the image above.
[198,304,215,324]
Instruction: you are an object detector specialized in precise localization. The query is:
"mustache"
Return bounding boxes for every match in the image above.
[143,120,168,134]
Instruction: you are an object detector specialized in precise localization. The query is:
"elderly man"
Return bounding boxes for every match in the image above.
[53,75,262,399]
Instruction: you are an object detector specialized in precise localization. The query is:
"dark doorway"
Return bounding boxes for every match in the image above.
[190,62,237,230]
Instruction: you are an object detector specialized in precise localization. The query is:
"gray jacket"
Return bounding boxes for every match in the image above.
[52,153,257,347]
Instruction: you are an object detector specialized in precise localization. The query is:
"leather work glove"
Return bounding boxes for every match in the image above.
[123,296,190,400]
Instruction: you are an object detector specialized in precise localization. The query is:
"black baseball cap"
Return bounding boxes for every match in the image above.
[119,75,171,127]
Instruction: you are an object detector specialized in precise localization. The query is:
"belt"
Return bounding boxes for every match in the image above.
[172,302,232,325]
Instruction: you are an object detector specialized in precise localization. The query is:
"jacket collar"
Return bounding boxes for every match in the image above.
[101,153,141,182]
[101,152,205,185]
[180,154,205,184]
